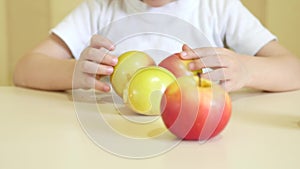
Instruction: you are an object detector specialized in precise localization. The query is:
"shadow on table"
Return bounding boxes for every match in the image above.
[68,89,162,117]
[68,88,268,105]
[66,89,117,104]
[68,89,300,130]
[229,88,266,102]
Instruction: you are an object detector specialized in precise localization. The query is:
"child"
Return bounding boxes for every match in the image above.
[13,0,300,92]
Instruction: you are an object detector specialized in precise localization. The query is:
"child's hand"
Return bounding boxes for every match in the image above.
[73,35,118,92]
[180,44,251,92]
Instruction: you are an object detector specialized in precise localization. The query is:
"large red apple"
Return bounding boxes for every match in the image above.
[161,76,231,141]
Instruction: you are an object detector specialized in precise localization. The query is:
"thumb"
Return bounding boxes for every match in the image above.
[182,44,193,52]
[180,44,199,59]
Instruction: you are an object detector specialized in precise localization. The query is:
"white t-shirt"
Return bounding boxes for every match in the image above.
[52,0,276,63]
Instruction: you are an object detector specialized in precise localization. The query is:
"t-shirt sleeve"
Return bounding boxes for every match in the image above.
[51,0,100,59]
[224,0,277,56]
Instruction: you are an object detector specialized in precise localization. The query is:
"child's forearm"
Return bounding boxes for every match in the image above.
[13,53,76,91]
[245,53,300,92]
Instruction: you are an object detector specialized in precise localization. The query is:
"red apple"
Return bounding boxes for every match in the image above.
[159,53,201,78]
[161,76,231,141]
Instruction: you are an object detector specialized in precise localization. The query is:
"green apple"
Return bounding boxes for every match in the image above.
[123,66,176,115]
[111,51,155,97]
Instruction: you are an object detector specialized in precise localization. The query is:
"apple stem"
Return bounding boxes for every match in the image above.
[197,72,201,86]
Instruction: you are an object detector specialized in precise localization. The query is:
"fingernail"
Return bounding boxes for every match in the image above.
[181,52,187,57]
[112,57,118,65]
[107,67,114,74]
[189,62,195,70]
[109,45,115,51]
[104,85,111,92]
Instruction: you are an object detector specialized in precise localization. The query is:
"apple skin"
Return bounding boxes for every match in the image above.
[124,66,176,116]
[160,76,231,141]
[111,51,155,97]
[159,53,201,78]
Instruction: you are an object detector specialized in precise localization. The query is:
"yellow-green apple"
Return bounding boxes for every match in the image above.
[123,66,176,115]
[111,51,155,97]
[161,76,231,141]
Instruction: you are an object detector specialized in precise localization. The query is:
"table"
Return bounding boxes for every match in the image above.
[0,87,299,169]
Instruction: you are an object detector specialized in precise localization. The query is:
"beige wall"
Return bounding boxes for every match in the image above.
[50,0,82,27]
[0,0,9,85]
[241,0,266,24]
[266,0,300,56]
[242,0,300,56]
[1,0,299,86]
[5,0,50,85]
[0,0,81,86]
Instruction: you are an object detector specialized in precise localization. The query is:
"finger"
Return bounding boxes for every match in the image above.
[79,61,114,75]
[189,55,229,70]
[83,47,118,66]
[182,44,193,52]
[220,80,240,92]
[181,47,221,59]
[180,44,199,59]
[219,80,231,92]
[81,74,95,89]
[90,34,115,51]
[82,75,111,92]
[201,68,231,82]
[95,80,111,92]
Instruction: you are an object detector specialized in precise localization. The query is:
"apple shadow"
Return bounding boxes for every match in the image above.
[67,89,118,103]
[68,89,164,123]
[146,127,179,141]
[115,106,146,116]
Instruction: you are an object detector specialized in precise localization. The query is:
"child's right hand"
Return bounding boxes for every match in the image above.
[73,35,118,92]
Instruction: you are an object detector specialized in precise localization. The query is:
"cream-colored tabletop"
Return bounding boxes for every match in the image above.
[0,86,299,169]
